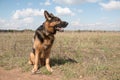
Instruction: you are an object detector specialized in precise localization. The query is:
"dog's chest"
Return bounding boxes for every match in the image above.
[42,36,54,49]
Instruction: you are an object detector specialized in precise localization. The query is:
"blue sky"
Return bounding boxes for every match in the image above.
[0,0,120,31]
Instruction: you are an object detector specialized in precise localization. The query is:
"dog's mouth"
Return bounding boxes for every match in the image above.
[55,21,68,32]
[56,27,64,32]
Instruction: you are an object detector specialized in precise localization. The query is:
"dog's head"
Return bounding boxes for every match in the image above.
[44,10,68,34]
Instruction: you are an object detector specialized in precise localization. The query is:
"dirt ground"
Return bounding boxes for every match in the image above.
[0,67,95,80]
[0,67,60,80]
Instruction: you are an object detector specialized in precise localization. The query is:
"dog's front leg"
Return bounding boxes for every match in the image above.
[32,49,40,74]
[45,49,53,72]
[46,57,53,72]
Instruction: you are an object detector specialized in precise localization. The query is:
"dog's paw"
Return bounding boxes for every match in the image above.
[48,68,53,72]
[31,69,37,74]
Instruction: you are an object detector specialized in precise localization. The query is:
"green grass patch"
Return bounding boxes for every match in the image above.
[0,32,120,80]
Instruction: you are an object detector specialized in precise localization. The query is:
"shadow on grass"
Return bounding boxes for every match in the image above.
[51,57,78,67]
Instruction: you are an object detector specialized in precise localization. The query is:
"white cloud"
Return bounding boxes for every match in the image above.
[45,0,51,6]
[12,8,44,19]
[0,18,6,29]
[0,8,45,30]
[0,18,5,23]
[55,6,74,16]
[87,0,100,3]
[0,19,18,29]
[71,20,81,26]
[0,17,120,31]
[39,0,51,6]
[73,8,83,13]
[0,17,35,30]
[69,20,120,31]
[53,0,100,5]
[22,17,34,23]
[99,0,120,10]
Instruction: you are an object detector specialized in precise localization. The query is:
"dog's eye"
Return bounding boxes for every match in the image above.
[56,18,59,21]
[53,17,60,21]
[56,18,60,21]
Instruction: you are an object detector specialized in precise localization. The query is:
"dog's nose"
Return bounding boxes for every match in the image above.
[63,21,68,27]
[65,21,68,26]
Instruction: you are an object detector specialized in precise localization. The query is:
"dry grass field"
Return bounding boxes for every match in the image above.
[0,31,120,80]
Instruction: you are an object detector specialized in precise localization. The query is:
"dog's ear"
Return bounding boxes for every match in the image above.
[44,10,51,21]
[50,13,54,17]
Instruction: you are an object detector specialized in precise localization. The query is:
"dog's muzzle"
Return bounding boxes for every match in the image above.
[62,21,68,28]
[55,21,68,32]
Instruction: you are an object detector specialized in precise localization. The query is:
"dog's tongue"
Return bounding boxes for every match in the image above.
[56,27,64,32]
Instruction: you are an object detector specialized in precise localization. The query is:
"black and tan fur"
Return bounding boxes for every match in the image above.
[28,10,68,74]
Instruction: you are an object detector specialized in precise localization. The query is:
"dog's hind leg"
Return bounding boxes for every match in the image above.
[28,52,35,65]
[28,48,35,65]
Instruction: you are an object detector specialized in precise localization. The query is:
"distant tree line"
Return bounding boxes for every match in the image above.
[0,29,34,32]
[0,29,119,33]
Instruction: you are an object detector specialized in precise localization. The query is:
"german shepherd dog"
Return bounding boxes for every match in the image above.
[28,10,68,74]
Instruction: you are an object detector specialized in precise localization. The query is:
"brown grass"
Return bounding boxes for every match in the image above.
[0,31,120,80]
